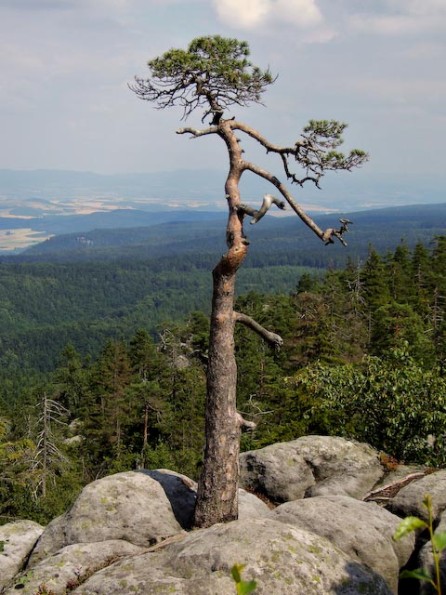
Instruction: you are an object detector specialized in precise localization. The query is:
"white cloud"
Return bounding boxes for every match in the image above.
[214,0,323,30]
[276,0,322,27]
[214,0,270,28]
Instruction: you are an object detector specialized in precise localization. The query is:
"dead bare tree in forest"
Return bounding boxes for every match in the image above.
[131,35,368,528]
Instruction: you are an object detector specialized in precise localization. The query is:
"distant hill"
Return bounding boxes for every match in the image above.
[0,201,444,372]
[0,209,223,235]
[12,202,446,269]
[0,208,225,253]
[1,168,445,215]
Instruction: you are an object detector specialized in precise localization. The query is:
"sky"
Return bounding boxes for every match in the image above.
[0,0,445,208]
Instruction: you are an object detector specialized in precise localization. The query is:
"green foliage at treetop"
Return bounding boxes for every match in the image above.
[132,35,275,120]
[1,237,446,524]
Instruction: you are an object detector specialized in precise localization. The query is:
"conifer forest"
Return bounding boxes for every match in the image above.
[1,235,445,524]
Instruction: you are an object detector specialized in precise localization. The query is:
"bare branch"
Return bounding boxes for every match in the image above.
[234,311,283,347]
[236,411,257,430]
[321,219,353,246]
[239,193,285,224]
[242,160,327,241]
[175,119,358,247]
[176,126,219,138]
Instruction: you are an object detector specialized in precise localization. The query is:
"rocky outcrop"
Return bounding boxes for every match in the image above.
[271,495,414,593]
[73,518,392,595]
[141,469,270,529]
[0,520,44,589]
[2,436,443,594]
[387,470,446,522]
[4,540,147,594]
[240,435,384,502]
[28,471,184,566]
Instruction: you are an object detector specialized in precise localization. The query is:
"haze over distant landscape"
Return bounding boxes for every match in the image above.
[0,1,445,250]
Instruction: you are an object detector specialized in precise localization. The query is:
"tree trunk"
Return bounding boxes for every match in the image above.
[193,121,247,528]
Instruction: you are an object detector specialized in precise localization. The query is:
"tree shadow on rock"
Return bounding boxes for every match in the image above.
[332,561,393,594]
[139,469,196,530]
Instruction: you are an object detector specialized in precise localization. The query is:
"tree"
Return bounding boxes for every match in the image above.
[33,392,69,499]
[131,35,368,527]
[296,346,446,467]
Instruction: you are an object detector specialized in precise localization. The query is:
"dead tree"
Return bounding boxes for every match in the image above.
[130,35,368,528]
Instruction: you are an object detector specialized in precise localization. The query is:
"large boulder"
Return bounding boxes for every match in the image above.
[0,520,44,589]
[142,469,269,529]
[29,471,183,565]
[271,495,414,593]
[240,435,384,502]
[141,469,198,529]
[3,540,146,595]
[238,488,271,518]
[387,470,446,522]
[73,518,392,594]
[4,441,430,593]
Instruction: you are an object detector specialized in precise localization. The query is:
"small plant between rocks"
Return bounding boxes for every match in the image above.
[231,563,257,594]
[393,493,446,594]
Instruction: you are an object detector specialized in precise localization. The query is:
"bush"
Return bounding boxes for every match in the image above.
[296,345,446,466]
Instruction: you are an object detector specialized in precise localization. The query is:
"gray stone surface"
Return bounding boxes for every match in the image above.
[387,470,446,522]
[271,495,414,593]
[240,435,384,502]
[142,469,270,528]
[3,540,146,594]
[0,520,44,589]
[29,471,183,566]
[5,440,433,593]
[238,488,271,519]
[73,518,392,594]
[240,441,316,502]
[141,469,197,529]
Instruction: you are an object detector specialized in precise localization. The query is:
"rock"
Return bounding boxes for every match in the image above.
[73,518,392,594]
[143,469,270,528]
[63,435,84,447]
[372,464,428,491]
[238,488,270,518]
[298,436,384,498]
[387,470,446,522]
[0,520,44,589]
[240,435,384,502]
[29,471,183,565]
[3,540,146,595]
[271,495,414,593]
[5,440,430,593]
[240,441,315,502]
[142,469,197,529]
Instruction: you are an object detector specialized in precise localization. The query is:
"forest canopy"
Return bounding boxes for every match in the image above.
[1,237,445,523]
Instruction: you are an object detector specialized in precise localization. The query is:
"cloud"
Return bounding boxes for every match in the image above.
[276,0,322,27]
[347,0,446,35]
[213,0,269,28]
[214,0,323,30]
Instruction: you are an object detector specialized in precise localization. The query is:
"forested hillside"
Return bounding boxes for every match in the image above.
[1,236,445,523]
[0,203,445,372]
[13,202,446,265]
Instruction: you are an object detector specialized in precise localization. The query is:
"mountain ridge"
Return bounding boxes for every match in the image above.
[4,202,445,267]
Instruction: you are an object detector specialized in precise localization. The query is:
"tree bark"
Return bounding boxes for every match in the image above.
[193,120,247,527]
[180,118,359,528]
